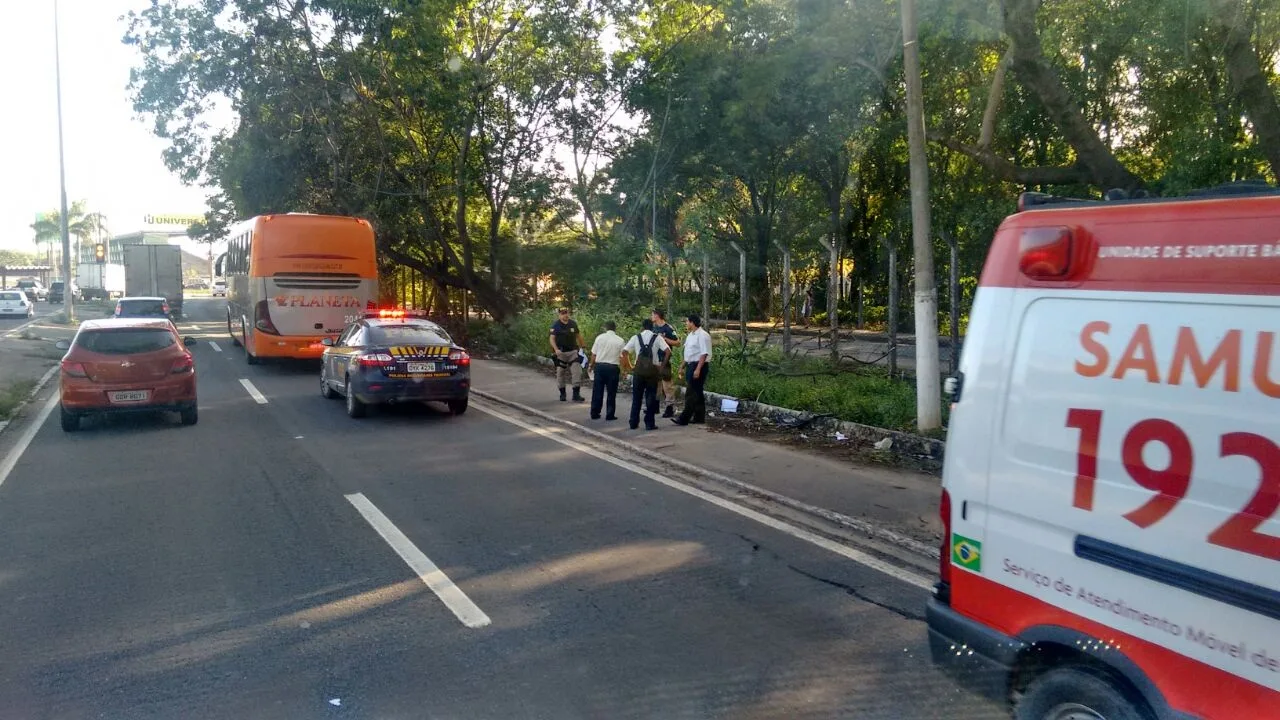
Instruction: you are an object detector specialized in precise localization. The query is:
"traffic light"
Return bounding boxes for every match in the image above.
[94,243,105,263]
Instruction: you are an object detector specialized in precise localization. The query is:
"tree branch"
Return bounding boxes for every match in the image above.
[939,138,1094,185]
[1209,0,1280,180]
[978,49,1011,149]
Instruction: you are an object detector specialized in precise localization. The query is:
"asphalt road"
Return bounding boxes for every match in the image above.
[0,299,1003,720]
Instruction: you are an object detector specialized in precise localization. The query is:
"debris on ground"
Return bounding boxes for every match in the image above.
[707,412,942,475]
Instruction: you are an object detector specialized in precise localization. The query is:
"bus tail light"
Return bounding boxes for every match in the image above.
[449,350,471,366]
[61,361,88,378]
[254,300,280,335]
[171,354,194,374]
[356,353,394,368]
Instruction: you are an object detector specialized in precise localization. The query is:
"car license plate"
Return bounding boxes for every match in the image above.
[109,390,150,403]
[406,362,435,374]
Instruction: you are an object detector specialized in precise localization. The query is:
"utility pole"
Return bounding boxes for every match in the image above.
[900,0,941,430]
[54,0,74,323]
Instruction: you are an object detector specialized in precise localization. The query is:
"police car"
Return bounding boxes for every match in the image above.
[928,182,1279,720]
[320,309,471,418]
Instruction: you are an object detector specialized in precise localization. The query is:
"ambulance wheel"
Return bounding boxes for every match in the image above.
[1015,666,1149,720]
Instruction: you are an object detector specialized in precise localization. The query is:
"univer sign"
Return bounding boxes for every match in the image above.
[143,214,204,226]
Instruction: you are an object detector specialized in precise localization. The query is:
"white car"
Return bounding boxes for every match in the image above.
[212,280,227,297]
[0,290,34,318]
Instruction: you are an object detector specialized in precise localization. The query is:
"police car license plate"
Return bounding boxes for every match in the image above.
[406,362,435,374]
[109,390,150,403]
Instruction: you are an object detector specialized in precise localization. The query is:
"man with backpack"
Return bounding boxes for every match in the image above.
[621,318,669,431]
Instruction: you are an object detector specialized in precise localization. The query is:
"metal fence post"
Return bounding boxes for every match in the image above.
[773,239,791,355]
[728,241,748,347]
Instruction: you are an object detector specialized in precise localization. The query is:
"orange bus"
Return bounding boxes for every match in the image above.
[219,213,378,363]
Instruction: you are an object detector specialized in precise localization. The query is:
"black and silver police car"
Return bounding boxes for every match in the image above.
[320,309,471,418]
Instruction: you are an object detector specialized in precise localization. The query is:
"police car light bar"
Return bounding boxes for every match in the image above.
[364,308,430,319]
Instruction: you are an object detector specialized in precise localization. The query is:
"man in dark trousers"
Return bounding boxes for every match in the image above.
[621,318,669,431]
[651,309,681,418]
[671,313,712,426]
[587,321,624,421]
[549,307,586,402]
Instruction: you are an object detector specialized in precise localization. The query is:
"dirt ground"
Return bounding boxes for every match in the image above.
[704,411,943,476]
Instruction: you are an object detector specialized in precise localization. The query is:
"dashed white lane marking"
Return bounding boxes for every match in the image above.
[345,492,491,628]
[473,401,932,590]
[238,378,268,404]
[208,341,222,352]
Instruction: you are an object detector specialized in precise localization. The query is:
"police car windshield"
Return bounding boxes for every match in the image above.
[368,323,451,346]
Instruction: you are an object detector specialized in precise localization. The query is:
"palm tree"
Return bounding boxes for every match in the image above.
[30,201,106,276]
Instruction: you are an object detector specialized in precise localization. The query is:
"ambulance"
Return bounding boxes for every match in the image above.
[927,182,1280,720]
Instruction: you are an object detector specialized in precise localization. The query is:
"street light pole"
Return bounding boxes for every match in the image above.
[54,0,74,323]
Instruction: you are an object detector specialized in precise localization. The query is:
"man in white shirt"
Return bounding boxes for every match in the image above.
[672,313,713,426]
[588,321,625,421]
[621,318,669,430]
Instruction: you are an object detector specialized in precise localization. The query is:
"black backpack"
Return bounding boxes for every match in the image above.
[632,333,659,381]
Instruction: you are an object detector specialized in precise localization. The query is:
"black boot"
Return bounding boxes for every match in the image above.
[559,388,567,402]
[572,387,585,403]
[662,405,675,418]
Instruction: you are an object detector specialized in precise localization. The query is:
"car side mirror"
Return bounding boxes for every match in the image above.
[54,339,70,351]
[183,337,197,346]
[320,337,335,347]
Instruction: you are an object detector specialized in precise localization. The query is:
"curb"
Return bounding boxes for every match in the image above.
[470,387,940,561]
[0,364,60,437]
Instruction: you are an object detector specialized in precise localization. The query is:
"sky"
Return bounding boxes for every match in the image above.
[0,0,217,255]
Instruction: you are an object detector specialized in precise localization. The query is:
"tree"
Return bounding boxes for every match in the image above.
[31,201,103,269]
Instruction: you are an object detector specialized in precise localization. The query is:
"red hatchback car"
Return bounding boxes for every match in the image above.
[58,318,198,432]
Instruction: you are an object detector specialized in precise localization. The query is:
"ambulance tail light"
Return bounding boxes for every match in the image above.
[937,489,952,595]
[1018,226,1074,279]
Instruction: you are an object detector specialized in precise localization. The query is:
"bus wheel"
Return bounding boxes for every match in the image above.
[1015,666,1148,720]
[242,321,259,365]
[228,312,241,347]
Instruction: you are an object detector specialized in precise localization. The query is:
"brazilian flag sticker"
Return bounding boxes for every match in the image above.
[951,534,983,573]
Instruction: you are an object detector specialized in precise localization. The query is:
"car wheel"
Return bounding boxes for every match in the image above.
[243,322,259,365]
[180,404,199,426]
[1015,666,1150,720]
[345,378,366,418]
[448,397,468,415]
[59,406,79,432]
[321,373,337,399]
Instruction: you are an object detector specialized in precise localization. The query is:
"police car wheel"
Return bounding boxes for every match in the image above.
[1015,666,1150,720]
[345,378,366,418]
[321,374,337,399]
[448,397,468,415]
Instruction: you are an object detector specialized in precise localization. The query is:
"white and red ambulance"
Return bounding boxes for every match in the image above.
[927,183,1280,720]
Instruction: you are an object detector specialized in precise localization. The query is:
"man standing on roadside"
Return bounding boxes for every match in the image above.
[672,313,712,426]
[621,318,669,431]
[549,307,586,402]
[651,308,681,418]
[588,321,624,421]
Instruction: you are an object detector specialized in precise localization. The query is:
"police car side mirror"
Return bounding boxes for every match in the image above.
[320,337,335,347]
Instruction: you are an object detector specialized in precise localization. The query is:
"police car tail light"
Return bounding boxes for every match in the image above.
[1018,226,1073,279]
[449,350,471,366]
[938,489,952,587]
[356,353,394,367]
[254,300,280,335]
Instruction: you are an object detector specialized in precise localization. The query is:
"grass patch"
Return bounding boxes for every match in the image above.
[708,343,938,431]
[0,379,38,421]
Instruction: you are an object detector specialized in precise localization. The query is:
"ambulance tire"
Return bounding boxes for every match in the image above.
[1015,666,1150,720]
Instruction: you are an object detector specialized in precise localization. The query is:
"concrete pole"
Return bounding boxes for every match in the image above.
[728,241,747,347]
[54,0,74,322]
[701,252,710,328]
[773,239,791,355]
[900,0,942,429]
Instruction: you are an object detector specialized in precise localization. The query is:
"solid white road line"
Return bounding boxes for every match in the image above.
[473,402,933,591]
[208,341,222,353]
[238,378,269,404]
[345,492,492,629]
[2,314,45,338]
[0,393,59,490]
